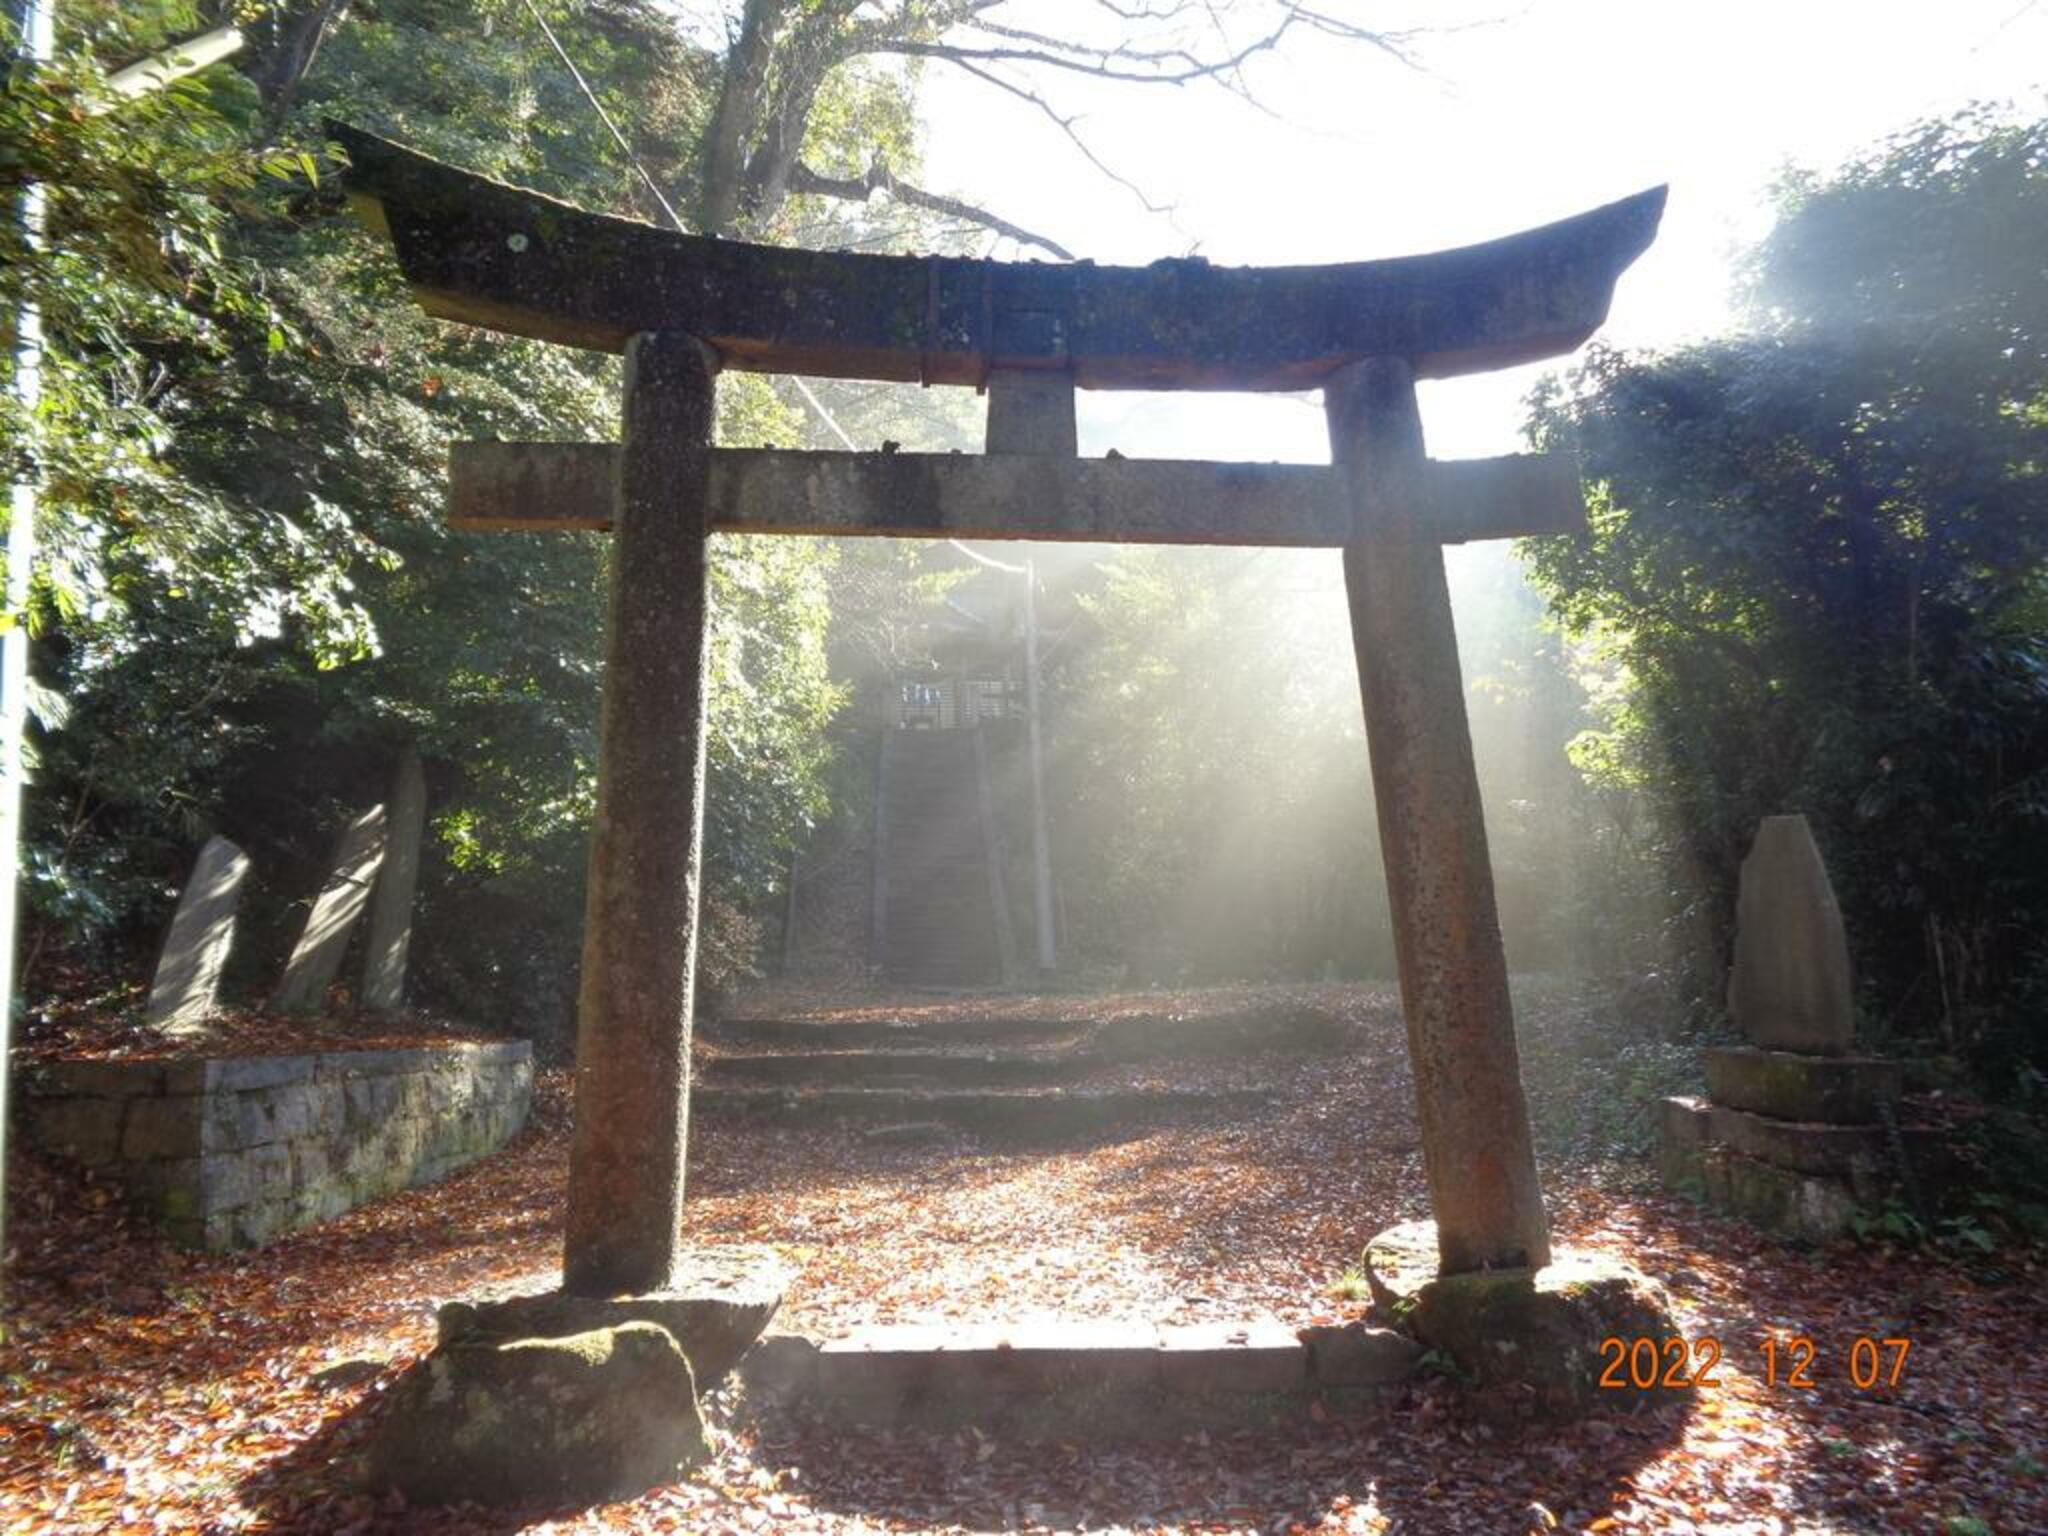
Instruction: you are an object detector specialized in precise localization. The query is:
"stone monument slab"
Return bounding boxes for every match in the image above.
[273,805,387,1013]
[1728,814,1854,1054]
[362,751,425,1014]
[146,835,251,1035]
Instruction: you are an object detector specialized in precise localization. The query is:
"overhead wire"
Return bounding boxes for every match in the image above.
[517,1,877,459]
[517,0,1059,587]
[515,0,684,233]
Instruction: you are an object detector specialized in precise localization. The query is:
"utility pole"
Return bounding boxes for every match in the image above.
[1020,558,1056,972]
[0,6,242,1280]
[947,540,1057,975]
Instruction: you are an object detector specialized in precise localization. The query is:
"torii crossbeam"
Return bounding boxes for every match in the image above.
[335,123,1664,1296]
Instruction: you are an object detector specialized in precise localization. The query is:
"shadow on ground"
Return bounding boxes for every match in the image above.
[233,1384,589,1536]
[743,1387,1692,1535]
[232,1377,1692,1536]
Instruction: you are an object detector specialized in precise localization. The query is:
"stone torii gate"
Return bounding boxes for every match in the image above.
[334,125,1663,1299]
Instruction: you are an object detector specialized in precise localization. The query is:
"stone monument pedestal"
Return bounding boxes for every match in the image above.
[1657,816,1924,1240]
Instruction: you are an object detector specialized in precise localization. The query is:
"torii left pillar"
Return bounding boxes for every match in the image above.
[563,332,719,1296]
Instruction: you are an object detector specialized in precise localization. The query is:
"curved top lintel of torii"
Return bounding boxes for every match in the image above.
[330,121,1665,394]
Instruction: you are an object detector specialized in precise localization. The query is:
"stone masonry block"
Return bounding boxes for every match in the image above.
[26,1097,126,1166]
[232,1200,295,1249]
[1298,1323,1421,1387]
[204,1055,317,1094]
[1704,1047,1901,1125]
[1155,1323,1309,1395]
[290,1140,333,1190]
[199,1143,294,1211]
[1657,1095,1713,1189]
[1701,1146,1862,1242]
[134,1158,205,1219]
[28,1041,531,1252]
[121,1096,203,1160]
[397,1073,432,1116]
[1706,1104,1887,1179]
[204,1082,320,1152]
[344,1074,402,1128]
[33,1060,171,1098]
[427,1068,476,1114]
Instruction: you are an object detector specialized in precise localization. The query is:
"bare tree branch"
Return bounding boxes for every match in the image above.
[937,55,1180,218]
[790,160,1076,259]
[1088,0,1207,21]
[697,0,1434,246]
[870,22,1300,87]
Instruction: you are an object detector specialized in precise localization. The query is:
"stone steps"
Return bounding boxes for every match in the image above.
[741,1319,1418,1438]
[691,1083,1269,1138]
[701,1049,1095,1089]
[876,729,1002,986]
[710,1015,1085,1049]
[709,1008,1344,1057]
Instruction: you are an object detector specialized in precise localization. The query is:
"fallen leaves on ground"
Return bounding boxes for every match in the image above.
[20,999,515,1064]
[3,982,2044,1533]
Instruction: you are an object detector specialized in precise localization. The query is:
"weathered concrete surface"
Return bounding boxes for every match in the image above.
[438,1246,791,1387]
[1728,814,1856,1054]
[562,333,717,1298]
[1359,1218,1439,1313]
[146,835,250,1035]
[365,1323,706,1507]
[334,122,1665,388]
[361,750,425,1014]
[1700,1146,1865,1242]
[273,805,388,1013]
[985,368,1077,455]
[1706,1103,1888,1178]
[1410,1250,1679,1419]
[1297,1321,1422,1386]
[1657,1094,1714,1188]
[1703,1046,1902,1124]
[1329,354,1550,1276]
[448,440,1585,547]
[22,1042,530,1250]
[741,1317,1417,1437]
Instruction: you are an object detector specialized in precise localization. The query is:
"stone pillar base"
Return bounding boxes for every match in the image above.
[437,1245,792,1389]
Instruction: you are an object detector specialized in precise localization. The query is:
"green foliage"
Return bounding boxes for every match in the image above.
[1327,1269,1373,1303]
[3,3,326,653]
[10,0,886,1034]
[1524,109,2048,1080]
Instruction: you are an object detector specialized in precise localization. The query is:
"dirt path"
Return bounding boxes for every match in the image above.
[4,983,2044,1533]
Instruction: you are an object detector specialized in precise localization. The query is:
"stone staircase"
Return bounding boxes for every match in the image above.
[695,1001,1391,1439]
[874,729,1002,987]
[693,1005,1347,1141]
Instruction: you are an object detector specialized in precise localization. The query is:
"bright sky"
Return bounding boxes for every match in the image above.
[919,0,2048,461]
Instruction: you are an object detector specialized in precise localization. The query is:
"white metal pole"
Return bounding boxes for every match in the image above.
[1022,559,1056,972]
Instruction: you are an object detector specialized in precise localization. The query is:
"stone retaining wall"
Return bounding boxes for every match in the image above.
[22,1041,532,1251]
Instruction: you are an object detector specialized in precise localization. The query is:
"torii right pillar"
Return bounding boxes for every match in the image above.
[1329,355,1551,1275]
